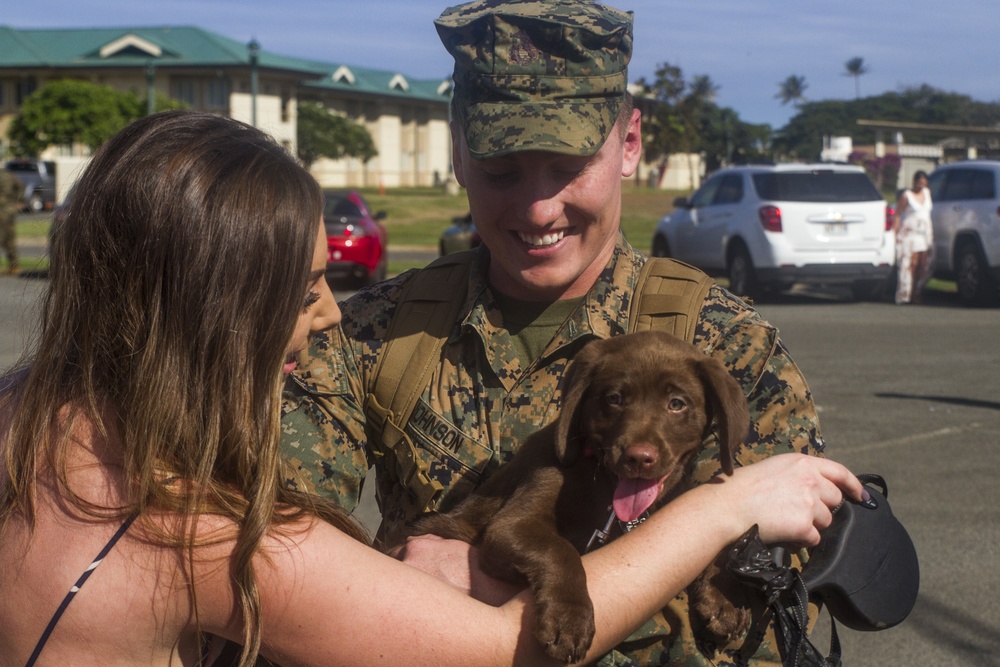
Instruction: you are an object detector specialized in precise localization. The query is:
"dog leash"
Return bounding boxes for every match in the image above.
[585,507,650,553]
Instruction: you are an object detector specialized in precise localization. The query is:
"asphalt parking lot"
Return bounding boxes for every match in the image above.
[1,273,996,666]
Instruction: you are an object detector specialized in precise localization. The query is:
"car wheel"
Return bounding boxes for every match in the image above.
[727,245,759,300]
[955,241,996,306]
[28,192,45,213]
[651,234,670,258]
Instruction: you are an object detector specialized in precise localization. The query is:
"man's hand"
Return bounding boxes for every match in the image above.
[392,534,522,606]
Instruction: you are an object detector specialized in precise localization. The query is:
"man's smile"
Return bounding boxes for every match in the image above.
[517,230,566,248]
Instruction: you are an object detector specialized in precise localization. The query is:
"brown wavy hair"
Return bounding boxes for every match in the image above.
[0,110,367,665]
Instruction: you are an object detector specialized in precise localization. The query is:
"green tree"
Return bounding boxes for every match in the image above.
[638,64,713,167]
[843,57,869,99]
[296,102,377,168]
[7,79,183,156]
[772,85,1000,159]
[776,75,808,106]
[639,62,769,176]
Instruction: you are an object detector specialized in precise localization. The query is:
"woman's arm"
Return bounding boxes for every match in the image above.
[893,191,909,233]
[201,454,860,667]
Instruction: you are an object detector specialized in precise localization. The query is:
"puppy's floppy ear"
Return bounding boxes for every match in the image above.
[696,356,749,476]
[554,339,604,467]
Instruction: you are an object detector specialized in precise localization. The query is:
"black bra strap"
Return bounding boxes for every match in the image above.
[25,512,139,667]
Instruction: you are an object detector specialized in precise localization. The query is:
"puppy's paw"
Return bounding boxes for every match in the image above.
[699,601,752,645]
[535,596,596,663]
[689,569,752,646]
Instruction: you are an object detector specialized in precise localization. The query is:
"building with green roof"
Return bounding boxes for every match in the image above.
[0,25,453,190]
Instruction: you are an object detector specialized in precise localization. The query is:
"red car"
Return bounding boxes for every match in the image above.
[322,190,388,287]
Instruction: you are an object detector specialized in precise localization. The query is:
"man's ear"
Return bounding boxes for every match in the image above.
[621,109,642,178]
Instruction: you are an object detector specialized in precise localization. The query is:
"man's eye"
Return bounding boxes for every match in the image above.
[555,167,583,179]
[482,170,516,183]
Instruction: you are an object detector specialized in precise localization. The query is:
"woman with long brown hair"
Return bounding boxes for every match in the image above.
[0,110,861,666]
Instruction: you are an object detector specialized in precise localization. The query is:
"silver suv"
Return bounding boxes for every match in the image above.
[928,161,1000,306]
[652,164,895,300]
[4,159,56,213]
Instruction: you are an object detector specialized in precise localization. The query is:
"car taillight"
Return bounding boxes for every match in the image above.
[343,224,368,238]
[885,205,895,231]
[758,206,782,232]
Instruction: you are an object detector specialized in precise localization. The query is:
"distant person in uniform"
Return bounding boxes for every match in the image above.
[0,168,21,275]
[281,0,836,664]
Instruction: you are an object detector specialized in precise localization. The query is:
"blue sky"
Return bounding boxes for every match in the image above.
[7,0,996,129]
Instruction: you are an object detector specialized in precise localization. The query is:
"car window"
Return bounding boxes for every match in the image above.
[713,174,744,205]
[969,170,996,200]
[324,196,363,218]
[690,177,722,208]
[937,169,974,201]
[752,171,882,202]
[928,170,947,201]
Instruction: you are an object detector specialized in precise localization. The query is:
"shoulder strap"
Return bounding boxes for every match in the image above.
[364,253,713,512]
[363,251,474,510]
[628,257,715,343]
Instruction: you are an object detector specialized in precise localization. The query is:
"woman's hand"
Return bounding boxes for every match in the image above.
[393,534,522,606]
[708,454,863,546]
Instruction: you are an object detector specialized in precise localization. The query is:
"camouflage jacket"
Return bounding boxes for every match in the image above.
[281,235,825,666]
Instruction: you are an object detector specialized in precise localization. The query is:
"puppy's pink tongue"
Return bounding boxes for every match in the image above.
[613,478,661,523]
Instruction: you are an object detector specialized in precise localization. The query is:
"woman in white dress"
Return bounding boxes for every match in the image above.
[894,170,934,304]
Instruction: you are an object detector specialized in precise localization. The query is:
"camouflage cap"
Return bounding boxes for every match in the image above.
[435,0,633,159]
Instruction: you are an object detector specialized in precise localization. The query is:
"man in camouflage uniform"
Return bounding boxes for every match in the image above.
[0,169,20,275]
[282,1,824,664]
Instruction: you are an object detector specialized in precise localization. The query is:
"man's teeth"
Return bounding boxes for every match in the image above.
[518,230,565,247]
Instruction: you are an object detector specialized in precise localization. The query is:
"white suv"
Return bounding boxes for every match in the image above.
[927,161,1000,306]
[651,164,895,300]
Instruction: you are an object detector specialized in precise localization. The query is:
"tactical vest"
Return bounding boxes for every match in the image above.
[362,250,715,513]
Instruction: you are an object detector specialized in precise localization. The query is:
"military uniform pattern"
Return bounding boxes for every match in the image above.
[435,0,633,158]
[0,170,20,270]
[281,235,824,666]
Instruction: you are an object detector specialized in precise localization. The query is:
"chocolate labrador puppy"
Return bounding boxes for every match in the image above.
[412,330,751,663]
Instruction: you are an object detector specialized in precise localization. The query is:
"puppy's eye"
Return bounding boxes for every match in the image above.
[667,397,687,412]
[604,392,623,407]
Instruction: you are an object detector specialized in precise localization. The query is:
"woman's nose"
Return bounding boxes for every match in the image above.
[311,281,342,333]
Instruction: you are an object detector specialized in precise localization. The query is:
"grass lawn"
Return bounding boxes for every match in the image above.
[9,187,958,295]
[357,184,681,253]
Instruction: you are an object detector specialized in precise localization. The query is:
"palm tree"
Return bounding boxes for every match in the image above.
[775,75,808,106]
[688,74,719,103]
[843,57,870,98]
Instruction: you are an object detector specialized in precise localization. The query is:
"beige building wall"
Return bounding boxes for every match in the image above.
[305,94,450,190]
[374,108,403,188]
[230,90,296,153]
[634,152,703,191]
[427,117,453,186]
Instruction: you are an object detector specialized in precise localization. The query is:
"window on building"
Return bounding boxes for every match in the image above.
[170,79,198,107]
[205,78,230,109]
[16,77,37,105]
